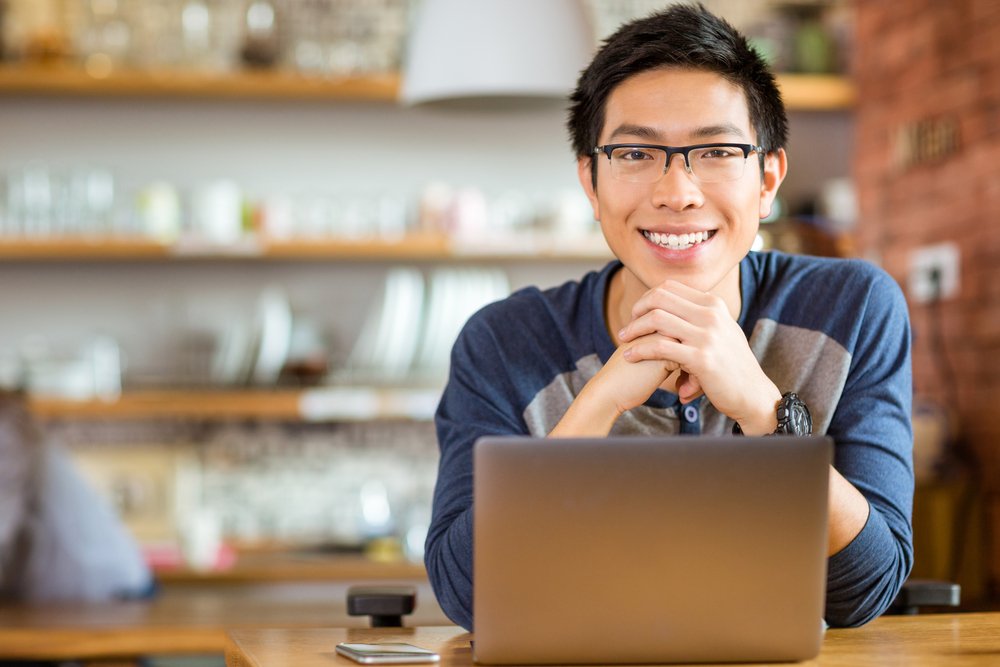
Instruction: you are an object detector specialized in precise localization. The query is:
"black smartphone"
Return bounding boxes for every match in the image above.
[335,642,441,664]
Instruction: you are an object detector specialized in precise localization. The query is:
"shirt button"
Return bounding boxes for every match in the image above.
[683,405,699,423]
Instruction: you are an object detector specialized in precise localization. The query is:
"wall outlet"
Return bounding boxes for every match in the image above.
[908,242,960,303]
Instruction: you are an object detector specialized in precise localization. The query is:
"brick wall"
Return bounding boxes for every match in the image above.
[853,0,1000,600]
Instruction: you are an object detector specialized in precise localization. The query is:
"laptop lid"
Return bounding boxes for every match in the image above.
[473,435,831,665]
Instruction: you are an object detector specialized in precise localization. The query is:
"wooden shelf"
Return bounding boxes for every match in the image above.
[30,389,301,420]
[0,237,173,260]
[0,234,613,262]
[261,235,452,260]
[0,64,854,110]
[776,73,855,110]
[154,551,427,584]
[28,386,442,422]
[0,63,399,102]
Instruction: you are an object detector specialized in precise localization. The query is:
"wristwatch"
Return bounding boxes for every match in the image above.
[773,392,812,435]
[732,392,812,436]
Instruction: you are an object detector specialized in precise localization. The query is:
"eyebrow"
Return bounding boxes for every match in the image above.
[607,122,750,143]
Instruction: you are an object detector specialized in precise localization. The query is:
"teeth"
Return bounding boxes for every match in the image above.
[644,230,712,249]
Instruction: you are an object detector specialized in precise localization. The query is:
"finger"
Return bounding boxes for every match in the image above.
[630,283,711,324]
[658,279,718,306]
[621,334,694,366]
[624,349,681,373]
[618,307,700,343]
[677,373,705,403]
[659,368,684,394]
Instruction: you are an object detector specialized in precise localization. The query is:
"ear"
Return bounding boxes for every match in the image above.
[577,156,601,222]
[759,148,787,219]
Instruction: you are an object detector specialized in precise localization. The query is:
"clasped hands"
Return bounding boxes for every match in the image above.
[601,279,781,434]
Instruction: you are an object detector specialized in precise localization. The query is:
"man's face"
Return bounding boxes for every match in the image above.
[578,68,786,295]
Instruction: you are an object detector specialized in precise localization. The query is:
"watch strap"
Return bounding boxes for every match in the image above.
[732,392,812,436]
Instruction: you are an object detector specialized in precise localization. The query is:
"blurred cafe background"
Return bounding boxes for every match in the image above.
[0,0,997,626]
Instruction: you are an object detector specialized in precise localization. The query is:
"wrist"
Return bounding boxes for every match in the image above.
[549,376,623,437]
[582,373,629,423]
[733,383,782,436]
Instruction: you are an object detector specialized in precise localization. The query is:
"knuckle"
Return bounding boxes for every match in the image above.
[704,307,724,326]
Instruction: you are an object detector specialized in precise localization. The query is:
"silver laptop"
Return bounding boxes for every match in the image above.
[473,435,831,664]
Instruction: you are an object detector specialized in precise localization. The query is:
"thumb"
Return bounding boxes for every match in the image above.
[677,373,704,403]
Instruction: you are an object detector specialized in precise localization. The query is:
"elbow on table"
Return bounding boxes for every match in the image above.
[424,536,474,631]
[826,542,913,627]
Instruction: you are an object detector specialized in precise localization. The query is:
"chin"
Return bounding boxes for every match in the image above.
[627,260,722,293]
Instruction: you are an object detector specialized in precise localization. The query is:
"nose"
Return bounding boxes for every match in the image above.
[651,152,704,211]
[662,151,691,176]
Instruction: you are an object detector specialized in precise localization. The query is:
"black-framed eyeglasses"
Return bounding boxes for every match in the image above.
[593,143,764,184]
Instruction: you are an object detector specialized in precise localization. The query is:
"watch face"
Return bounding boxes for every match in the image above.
[778,394,812,435]
[788,402,813,435]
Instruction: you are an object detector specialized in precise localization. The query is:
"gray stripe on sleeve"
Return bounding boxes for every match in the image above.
[747,319,851,434]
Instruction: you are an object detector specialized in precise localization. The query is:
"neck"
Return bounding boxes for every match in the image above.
[605,263,743,345]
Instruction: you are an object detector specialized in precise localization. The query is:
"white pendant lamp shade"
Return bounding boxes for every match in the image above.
[401,0,595,105]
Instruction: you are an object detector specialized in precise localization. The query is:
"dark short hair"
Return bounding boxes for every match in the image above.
[567,3,788,162]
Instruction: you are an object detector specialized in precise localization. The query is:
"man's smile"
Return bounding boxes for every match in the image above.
[641,228,718,251]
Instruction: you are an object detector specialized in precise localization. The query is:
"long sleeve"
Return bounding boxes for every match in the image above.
[823,267,914,626]
[738,253,915,627]
[424,311,532,631]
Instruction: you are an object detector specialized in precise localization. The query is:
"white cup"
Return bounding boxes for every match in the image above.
[193,180,243,244]
[180,509,222,571]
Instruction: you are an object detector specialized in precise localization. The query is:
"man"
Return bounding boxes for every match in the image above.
[425,4,912,631]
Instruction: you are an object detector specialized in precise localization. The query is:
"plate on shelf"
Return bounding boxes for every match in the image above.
[371,269,406,378]
[380,268,425,381]
[346,267,425,382]
[211,321,255,386]
[414,268,510,377]
[251,287,293,385]
[415,268,456,373]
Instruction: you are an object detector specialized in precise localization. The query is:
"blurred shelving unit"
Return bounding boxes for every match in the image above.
[2,63,852,426]
[0,3,862,597]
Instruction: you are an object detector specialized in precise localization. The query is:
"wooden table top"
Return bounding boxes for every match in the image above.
[225,613,1000,667]
[0,581,447,660]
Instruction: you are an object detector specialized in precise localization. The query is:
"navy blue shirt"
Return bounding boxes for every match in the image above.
[426,251,914,630]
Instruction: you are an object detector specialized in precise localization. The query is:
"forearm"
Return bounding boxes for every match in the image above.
[822,435,913,626]
[549,377,622,437]
[824,415,912,622]
[424,508,475,630]
[827,466,871,556]
[551,342,675,437]
[426,415,478,630]
[825,501,911,627]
